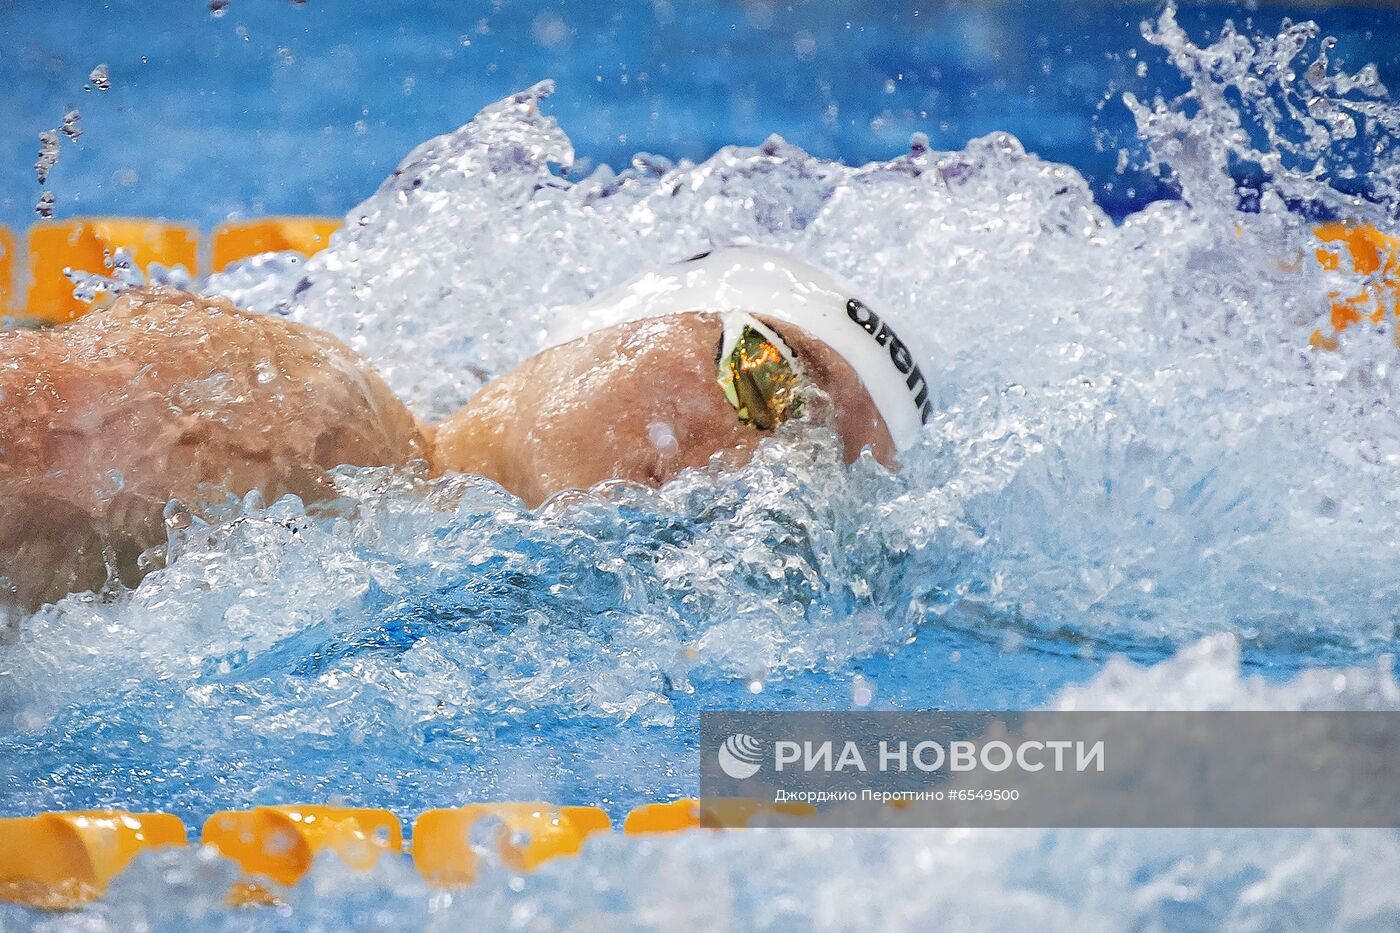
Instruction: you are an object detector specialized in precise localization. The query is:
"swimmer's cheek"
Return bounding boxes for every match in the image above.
[523,388,756,503]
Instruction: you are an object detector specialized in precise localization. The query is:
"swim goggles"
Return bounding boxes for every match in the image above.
[715,314,804,430]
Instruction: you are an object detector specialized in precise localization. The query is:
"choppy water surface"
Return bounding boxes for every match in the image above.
[5,7,1400,929]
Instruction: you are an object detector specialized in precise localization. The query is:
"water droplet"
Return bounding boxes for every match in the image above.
[35,129,59,184]
[61,109,82,143]
[646,421,679,456]
[851,675,875,708]
[532,12,570,49]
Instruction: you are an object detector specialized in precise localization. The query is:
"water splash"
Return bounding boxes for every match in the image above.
[194,10,1400,661]
[1127,5,1399,226]
[64,247,195,302]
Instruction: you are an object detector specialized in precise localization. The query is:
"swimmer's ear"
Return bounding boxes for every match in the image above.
[717,324,804,431]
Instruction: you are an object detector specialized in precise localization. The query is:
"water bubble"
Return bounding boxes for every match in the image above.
[646,421,679,457]
[743,2,774,30]
[531,12,570,49]
[95,470,127,502]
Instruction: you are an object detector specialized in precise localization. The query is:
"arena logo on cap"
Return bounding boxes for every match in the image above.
[845,298,934,424]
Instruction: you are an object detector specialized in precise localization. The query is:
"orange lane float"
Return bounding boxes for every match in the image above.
[0,800,823,909]
[200,806,402,892]
[412,803,612,885]
[25,219,198,324]
[1309,222,1400,351]
[211,216,340,272]
[0,224,14,318]
[0,811,187,909]
[622,797,816,833]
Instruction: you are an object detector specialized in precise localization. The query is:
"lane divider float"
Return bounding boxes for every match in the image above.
[0,799,819,909]
[622,797,815,833]
[211,217,340,273]
[413,803,611,885]
[201,806,401,903]
[0,811,187,909]
[0,217,341,324]
[1310,222,1400,350]
[25,219,198,323]
[0,224,13,318]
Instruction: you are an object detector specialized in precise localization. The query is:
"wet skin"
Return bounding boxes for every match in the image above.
[0,289,428,613]
[0,290,895,613]
[433,311,897,506]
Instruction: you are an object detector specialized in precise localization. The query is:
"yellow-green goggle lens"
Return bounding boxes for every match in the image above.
[718,325,804,430]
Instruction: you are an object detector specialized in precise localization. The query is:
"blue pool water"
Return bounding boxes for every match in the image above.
[3,0,1400,227]
[5,2,1400,929]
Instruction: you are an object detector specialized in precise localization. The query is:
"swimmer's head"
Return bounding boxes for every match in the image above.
[543,246,933,452]
[435,247,927,505]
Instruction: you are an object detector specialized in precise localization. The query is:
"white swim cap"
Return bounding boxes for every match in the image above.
[543,246,933,451]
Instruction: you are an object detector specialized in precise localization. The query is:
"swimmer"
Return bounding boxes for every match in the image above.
[0,247,930,614]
